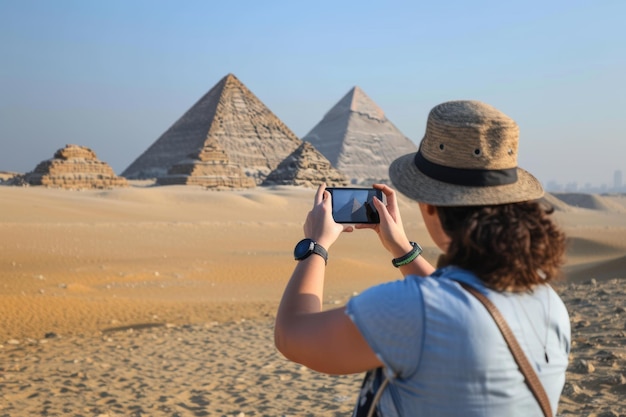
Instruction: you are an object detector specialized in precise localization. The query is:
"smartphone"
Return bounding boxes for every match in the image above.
[327,187,384,224]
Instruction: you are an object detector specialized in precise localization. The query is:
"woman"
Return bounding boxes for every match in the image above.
[274,100,570,416]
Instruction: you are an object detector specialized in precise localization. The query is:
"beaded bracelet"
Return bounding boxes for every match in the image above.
[391,241,423,268]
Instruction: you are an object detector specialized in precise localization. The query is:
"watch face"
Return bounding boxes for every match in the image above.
[294,239,314,259]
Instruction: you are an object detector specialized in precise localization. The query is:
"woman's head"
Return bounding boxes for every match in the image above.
[391,100,565,290]
[389,100,543,206]
[435,202,566,291]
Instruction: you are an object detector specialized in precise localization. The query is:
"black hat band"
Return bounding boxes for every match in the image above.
[413,150,518,187]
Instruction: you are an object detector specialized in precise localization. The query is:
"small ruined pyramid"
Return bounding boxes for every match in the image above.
[156,137,256,188]
[303,86,418,185]
[122,73,302,185]
[21,144,128,189]
[263,141,348,188]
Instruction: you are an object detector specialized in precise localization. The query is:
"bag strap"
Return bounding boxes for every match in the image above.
[366,376,390,417]
[459,282,554,417]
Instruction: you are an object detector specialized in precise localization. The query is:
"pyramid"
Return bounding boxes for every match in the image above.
[335,197,365,221]
[156,137,256,189]
[303,86,418,185]
[262,142,348,188]
[122,73,302,184]
[20,144,128,189]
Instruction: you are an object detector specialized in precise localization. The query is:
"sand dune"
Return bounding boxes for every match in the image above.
[541,192,575,212]
[566,236,625,259]
[1,184,625,416]
[552,192,626,212]
[564,254,626,282]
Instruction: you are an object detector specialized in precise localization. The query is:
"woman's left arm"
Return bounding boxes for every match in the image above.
[274,254,383,374]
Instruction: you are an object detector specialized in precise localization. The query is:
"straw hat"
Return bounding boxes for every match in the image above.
[389,100,543,206]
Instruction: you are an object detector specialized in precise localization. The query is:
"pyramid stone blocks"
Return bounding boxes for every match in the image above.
[22,144,128,189]
[263,142,349,188]
[156,138,256,189]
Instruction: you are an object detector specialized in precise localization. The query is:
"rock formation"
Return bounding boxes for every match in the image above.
[156,137,256,189]
[122,73,302,185]
[0,171,19,184]
[263,142,348,188]
[303,86,418,185]
[20,144,128,189]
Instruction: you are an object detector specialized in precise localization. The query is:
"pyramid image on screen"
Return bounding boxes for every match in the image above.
[262,141,348,188]
[122,73,302,184]
[303,86,417,185]
[334,194,378,223]
[18,144,128,189]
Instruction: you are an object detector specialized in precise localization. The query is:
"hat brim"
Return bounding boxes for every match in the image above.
[389,153,544,206]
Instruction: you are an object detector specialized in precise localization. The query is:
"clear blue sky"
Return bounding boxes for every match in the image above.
[1,0,624,187]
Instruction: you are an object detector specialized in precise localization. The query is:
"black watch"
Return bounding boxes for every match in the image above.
[294,238,328,264]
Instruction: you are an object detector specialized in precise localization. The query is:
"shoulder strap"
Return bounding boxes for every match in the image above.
[459,282,553,417]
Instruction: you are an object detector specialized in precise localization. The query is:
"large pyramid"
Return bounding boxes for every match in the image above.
[19,144,128,189]
[302,86,418,185]
[262,141,349,188]
[122,73,302,184]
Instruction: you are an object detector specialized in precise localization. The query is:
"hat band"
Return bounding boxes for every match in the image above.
[414,151,518,186]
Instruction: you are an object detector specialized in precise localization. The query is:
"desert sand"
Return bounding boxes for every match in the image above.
[1,184,625,416]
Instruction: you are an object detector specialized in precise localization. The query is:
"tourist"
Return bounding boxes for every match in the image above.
[274,100,570,416]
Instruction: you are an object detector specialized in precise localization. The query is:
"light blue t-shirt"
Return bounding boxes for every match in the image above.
[346,266,571,417]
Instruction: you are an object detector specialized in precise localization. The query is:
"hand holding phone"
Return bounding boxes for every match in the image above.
[326,187,384,224]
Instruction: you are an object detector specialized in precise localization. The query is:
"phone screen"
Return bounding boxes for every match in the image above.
[327,188,383,224]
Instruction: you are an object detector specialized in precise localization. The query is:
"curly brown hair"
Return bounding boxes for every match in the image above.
[436,201,566,291]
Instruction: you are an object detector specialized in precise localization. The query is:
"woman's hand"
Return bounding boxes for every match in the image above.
[303,183,353,249]
[356,184,413,258]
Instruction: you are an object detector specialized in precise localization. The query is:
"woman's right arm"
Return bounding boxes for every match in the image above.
[360,184,436,277]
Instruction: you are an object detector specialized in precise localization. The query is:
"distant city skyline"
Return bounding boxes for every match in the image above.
[1,1,625,188]
[545,170,625,193]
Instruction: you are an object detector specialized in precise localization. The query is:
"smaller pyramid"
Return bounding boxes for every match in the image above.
[303,86,417,185]
[156,138,256,189]
[262,142,348,188]
[20,144,128,189]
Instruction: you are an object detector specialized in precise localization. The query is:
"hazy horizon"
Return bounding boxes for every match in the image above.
[1,1,624,187]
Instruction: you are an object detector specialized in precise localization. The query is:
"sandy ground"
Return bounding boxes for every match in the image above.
[0,184,625,416]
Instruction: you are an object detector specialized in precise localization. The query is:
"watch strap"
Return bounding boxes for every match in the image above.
[311,242,328,265]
